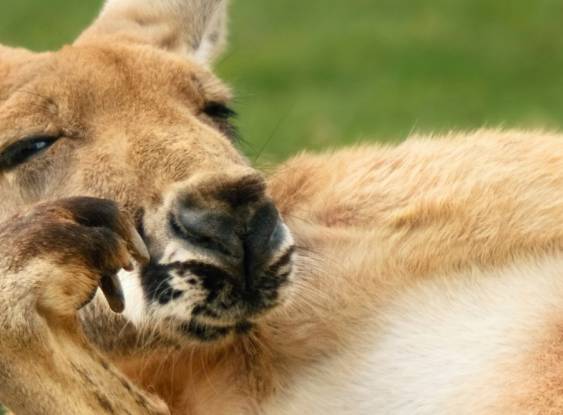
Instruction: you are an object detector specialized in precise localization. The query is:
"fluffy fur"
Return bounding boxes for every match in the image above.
[1,1,563,414]
[119,130,563,414]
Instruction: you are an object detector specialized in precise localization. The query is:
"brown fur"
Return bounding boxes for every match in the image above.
[109,131,563,414]
[2,1,563,414]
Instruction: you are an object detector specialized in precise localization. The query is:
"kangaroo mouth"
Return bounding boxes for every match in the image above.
[137,247,294,343]
[132,195,296,344]
[180,318,253,342]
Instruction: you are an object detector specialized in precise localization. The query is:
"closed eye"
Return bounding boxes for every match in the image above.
[0,136,59,171]
[202,102,239,141]
[203,102,237,120]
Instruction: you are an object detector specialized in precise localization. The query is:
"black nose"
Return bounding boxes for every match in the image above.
[242,202,284,275]
[172,199,284,278]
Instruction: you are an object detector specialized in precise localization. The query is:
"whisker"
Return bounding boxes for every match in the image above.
[253,106,294,163]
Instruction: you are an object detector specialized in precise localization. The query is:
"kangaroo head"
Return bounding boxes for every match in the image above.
[0,0,295,342]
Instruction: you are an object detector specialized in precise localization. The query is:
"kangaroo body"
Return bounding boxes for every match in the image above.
[0,1,561,413]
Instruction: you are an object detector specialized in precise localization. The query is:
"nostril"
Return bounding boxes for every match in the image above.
[243,202,283,272]
[171,209,242,258]
[247,202,281,248]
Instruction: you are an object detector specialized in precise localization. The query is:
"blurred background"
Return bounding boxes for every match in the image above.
[1,0,563,164]
[0,0,563,412]
[0,0,563,161]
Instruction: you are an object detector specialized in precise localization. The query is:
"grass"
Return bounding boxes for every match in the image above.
[1,0,563,163]
[1,1,563,412]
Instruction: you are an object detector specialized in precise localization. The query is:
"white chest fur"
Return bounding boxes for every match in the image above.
[263,256,563,415]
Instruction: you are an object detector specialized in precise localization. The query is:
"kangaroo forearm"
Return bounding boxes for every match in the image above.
[0,332,167,415]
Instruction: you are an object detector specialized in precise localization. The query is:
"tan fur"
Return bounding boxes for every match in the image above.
[1,1,563,414]
[107,130,563,414]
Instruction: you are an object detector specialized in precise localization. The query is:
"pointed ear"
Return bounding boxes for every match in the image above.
[76,0,229,65]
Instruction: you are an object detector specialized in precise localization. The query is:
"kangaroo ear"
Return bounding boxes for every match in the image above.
[76,0,229,65]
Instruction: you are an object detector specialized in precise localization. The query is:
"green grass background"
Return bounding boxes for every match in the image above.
[1,0,563,412]
[2,0,563,163]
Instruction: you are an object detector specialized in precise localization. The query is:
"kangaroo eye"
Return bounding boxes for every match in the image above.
[0,136,59,170]
[202,102,239,141]
[203,102,237,120]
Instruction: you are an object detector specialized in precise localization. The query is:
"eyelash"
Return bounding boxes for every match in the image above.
[0,136,59,171]
[202,102,239,141]
[203,102,237,120]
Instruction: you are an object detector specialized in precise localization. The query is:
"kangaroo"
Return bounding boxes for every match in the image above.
[1,1,563,414]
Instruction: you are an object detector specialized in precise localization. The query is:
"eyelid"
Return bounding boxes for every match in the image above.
[202,102,237,119]
[0,126,60,150]
[0,135,59,171]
